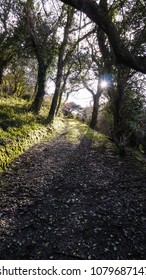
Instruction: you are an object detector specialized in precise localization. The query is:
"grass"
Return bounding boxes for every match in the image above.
[65,119,113,149]
[0,97,65,172]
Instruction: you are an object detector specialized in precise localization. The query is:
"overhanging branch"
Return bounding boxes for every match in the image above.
[59,0,146,74]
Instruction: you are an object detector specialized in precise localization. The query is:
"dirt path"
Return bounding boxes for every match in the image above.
[0,126,145,259]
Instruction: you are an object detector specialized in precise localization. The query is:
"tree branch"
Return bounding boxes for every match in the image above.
[59,0,146,74]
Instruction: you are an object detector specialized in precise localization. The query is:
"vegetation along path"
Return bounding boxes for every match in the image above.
[0,120,145,259]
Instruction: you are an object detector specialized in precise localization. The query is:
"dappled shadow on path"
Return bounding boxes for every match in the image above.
[0,129,145,259]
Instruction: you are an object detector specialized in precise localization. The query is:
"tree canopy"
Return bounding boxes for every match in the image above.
[59,0,146,74]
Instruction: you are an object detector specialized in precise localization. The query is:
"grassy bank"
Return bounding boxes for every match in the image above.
[0,97,65,171]
[65,119,113,148]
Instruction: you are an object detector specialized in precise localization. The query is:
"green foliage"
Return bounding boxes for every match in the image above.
[120,91,144,131]
[117,89,146,153]
[98,87,146,154]
[1,58,37,98]
[0,97,65,172]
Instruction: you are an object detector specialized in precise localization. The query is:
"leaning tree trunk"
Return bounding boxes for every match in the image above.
[30,62,47,114]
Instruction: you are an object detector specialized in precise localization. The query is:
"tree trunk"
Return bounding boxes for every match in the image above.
[90,92,100,129]
[46,67,62,123]
[55,70,70,115]
[112,85,126,155]
[113,95,122,137]
[56,90,63,116]
[30,62,47,114]
[0,63,4,85]
[46,6,74,123]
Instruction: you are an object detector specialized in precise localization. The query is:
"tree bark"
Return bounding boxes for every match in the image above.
[55,87,64,116]
[112,92,126,155]
[30,62,47,114]
[90,91,101,129]
[60,0,146,74]
[47,67,63,122]
[111,68,130,155]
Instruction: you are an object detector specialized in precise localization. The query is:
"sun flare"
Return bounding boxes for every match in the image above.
[100,80,108,89]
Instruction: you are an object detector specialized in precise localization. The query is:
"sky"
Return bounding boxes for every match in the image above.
[67,89,93,108]
[46,80,93,107]
[46,77,110,108]
[67,80,109,107]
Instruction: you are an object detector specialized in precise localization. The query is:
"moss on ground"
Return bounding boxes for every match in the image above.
[0,97,65,172]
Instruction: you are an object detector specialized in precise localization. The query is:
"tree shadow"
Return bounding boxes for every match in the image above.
[0,122,145,260]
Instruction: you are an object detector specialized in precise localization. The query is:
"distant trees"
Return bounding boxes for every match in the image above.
[46,5,95,122]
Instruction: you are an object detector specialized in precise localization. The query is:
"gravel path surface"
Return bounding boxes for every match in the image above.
[0,127,145,259]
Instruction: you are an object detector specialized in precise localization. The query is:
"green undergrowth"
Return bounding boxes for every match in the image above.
[0,97,65,172]
[65,119,114,149]
[65,120,146,169]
